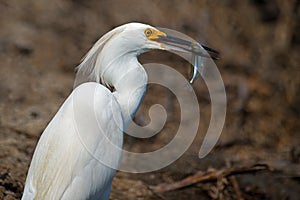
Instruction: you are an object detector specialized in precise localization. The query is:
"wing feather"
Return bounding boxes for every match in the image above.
[22,82,123,200]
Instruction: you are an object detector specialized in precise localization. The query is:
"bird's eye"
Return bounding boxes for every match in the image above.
[144,28,153,37]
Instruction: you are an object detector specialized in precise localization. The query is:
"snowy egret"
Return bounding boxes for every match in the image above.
[22,23,218,200]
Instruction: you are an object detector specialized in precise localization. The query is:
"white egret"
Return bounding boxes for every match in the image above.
[22,22,218,200]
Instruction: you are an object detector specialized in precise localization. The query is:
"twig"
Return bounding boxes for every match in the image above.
[226,160,243,200]
[150,164,269,193]
[229,176,243,200]
[264,160,300,177]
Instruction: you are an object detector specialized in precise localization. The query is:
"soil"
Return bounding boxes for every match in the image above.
[0,0,299,199]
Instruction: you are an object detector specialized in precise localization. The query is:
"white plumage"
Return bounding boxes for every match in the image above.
[22,22,215,199]
[22,83,122,199]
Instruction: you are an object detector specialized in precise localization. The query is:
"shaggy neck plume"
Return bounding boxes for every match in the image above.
[75,33,148,128]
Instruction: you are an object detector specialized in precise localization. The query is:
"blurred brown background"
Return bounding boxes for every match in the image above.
[0,0,299,199]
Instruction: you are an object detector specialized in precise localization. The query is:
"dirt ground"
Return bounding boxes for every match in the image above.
[0,0,299,199]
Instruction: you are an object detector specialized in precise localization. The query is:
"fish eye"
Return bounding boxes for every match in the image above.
[144,28,153,37]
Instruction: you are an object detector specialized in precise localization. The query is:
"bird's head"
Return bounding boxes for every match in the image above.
[109,23,167,53]
[74,22,218,87]
[111,23,219,56]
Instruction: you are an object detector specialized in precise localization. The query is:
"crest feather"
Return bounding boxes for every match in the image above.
[73,25,126,88]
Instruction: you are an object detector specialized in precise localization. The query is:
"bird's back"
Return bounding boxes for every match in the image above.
[22,82,123,200]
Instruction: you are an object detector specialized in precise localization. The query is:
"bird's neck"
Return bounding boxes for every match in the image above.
[102,54,148,128]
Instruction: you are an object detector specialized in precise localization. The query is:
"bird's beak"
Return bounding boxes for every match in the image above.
[151,30,219,83]
[154,33,219,60]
